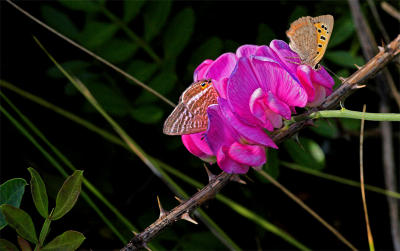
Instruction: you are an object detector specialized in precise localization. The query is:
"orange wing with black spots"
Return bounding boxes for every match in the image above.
[286,15,334,69]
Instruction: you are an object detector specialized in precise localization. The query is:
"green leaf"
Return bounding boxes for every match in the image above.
[57,0,100,12]
[256,23,276,45]
[51,171,83,220]
[28,168,48,218]
[188,37,223,73]
[283,137,325,170]
[255,149,280,183]
[83,81,132,117]
[126,60,158,83]
[79,21,118,49]
[97,39,138,64]
[310,119,339,139]
[0,238,19,251]
[0,178,27,230]
[130,105,164,124]
[325,50,364,68]
[47,60,91,79]
[124,0,146,22]
[42,230,85,251]
[328,17,354,48]
[163,8,195,58]
[39,217,52,245]
[0,205,37,244]
[135,71,177,104]
[41,5,79,39]
[143,0,172,41]
[340,118,361,131]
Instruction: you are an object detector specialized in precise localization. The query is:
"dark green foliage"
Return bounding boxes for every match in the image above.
[41,230,85,251]
[0,178,27,230]
[28,167,49,218]
[0,205,38,244]
[284,138,325,170]
[0,169,84,250]
[52,170,83,220]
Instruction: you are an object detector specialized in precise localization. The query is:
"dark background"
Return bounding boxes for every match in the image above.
[1,0,399,250]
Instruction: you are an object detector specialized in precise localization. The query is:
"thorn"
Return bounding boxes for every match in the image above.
[203,164,216,182]
[181,212,198,224]
[157,196,167,219]
[354,64,362,69]
[378,46,384,52]
[339,76,347,82]
[230,174,246,184]
[132,230,138,235]
[339,101,345,110]
[143,243,152,251]
[356,84,366,89]
[174,196,184,204]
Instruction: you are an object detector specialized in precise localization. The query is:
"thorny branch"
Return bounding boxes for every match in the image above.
[121,35,400,251]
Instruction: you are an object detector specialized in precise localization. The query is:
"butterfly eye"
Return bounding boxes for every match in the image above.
[200,82,208,89]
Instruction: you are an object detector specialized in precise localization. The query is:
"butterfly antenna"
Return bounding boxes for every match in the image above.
[321,64,342,81]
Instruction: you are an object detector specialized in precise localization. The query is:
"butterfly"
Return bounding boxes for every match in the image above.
[286,15,334,69]
[163,79,218,135]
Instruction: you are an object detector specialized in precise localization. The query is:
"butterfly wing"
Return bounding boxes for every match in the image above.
[163,80,218,135]
[286,16,318,67]
[286,15,334,69]
[310,15,334,67]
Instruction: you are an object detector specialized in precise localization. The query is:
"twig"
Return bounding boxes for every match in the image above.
[381,1,400,21]
[348,1,400,250]
[359,105,375,251]
[121,34,400,250]
[367,0,390,44]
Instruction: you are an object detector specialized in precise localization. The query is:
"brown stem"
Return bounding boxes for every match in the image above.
[121,34,400,251]
[381,1,400,22]
[348,1,400,250]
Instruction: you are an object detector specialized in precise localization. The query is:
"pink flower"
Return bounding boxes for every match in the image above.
[227,55,308,131]
[205,99,277,173]
[180,40,334,174]
[267,40,335,106]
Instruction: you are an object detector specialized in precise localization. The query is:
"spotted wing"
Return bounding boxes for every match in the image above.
[163,81,218,135]
[286,16,318,67]
[163,103,209,135]
[310,15,334,67]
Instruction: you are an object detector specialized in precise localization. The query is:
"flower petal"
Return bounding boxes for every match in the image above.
[182,133,215,162]
[228,142,266,167]
[296,65,316,102]
[217,147,249,174]
[236,44,260,58]
[205,105,236,154]
[269,40,301,75]
[219,98,277,148]
[307,85,326,107]
[194,59,213,81]
[227,57,261,126]
[206,53,237,98]
[251,57,307,107]
[311,66,335,95]
[265,91,291,119]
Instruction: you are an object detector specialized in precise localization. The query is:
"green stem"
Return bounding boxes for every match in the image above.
[100,6,161,64]
[309,109,400,121]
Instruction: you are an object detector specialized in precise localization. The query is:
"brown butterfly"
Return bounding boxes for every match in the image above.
[286,15,334,69]
[163,79,218,135]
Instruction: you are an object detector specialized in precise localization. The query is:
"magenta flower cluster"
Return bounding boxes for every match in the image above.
[182,40,334,174]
